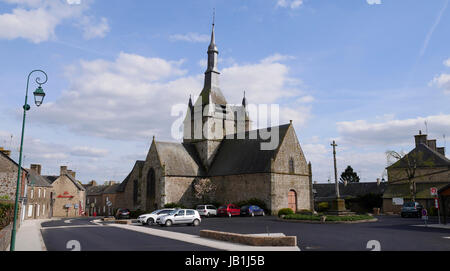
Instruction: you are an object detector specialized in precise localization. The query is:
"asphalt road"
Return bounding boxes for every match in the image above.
[40,216,450,251]
[140,215,450,251]
[41,217,218,251]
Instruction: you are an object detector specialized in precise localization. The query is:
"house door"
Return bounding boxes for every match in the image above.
[288,190,297,212]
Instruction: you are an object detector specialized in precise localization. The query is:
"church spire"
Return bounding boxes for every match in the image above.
[206,13,218,73]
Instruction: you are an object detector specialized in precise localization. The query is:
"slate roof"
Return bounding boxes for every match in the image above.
[313,182,388,202]
[387,143,450,169]
[103,183,120,194]
[383,182,449,199]
[208,124,290,176]
[27,170,52,188]
[155,142,206,176]
[86,185,109,196]
[43,174,85,191]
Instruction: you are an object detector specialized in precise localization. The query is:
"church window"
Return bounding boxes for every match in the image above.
[133,179,138,205]
[147,168,155,198]
[289,158,295,174]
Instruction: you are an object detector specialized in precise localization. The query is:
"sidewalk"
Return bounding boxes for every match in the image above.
[12,219,49,251]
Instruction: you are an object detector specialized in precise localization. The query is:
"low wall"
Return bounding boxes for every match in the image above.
[0,223,12,251]
[200,230,296,247]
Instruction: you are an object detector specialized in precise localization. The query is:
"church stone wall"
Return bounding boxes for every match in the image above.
[142,144,165,211]
[212,173,272,208]
[270,173,311,214]
[163,177,197,208]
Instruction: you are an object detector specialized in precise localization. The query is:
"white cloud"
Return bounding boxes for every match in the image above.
[0,0,108,43]
[78,16,110,40]
[430,73,450,94]
[276,0,303,9]
[169,32,210,43]
[366,0,382,5]
[336,114,450,146]
[444,58,450,67]
[70,146,109,158]
[31,52,311,141]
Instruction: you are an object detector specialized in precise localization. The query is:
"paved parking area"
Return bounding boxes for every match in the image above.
[138,215,450,251]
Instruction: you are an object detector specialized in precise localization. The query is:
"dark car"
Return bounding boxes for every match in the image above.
[217,204,240,217]
[401,202,424,218]
[115,208,130,219]
[240,205,265,217]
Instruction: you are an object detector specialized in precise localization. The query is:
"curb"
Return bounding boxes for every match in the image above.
[200,230,297,247]
[276,217,378,224]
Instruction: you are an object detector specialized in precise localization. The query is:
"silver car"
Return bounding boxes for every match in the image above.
[196,205,217,217]
[157,209,201,227]
[137,208,175,225]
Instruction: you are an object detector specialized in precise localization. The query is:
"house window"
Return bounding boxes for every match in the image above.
[30,189,34,199]
[87,198,90,204]
[36,204,40,217]
[28,205,33,217]
[43,204,45,215]
[43,189,46,198]
[289,158,295,174]
[38,188,41,198]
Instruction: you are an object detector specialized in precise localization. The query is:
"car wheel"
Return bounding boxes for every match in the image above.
[193,219,200,226]
[262,211,265,216]
[147,218,154,225]
[251,212,255,217]
[228,213,232,218]
[206,212,210,217]
[165,220,173,227]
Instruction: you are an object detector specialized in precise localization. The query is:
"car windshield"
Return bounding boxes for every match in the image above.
[403,202,415,207]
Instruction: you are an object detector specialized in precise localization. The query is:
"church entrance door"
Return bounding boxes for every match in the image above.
[288,190,297,212]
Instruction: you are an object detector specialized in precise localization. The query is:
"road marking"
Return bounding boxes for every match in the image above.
[443,237,450,239]
[42,225,103,230]
[64,219,72,224]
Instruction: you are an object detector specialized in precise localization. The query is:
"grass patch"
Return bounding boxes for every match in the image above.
[284,214,373,222]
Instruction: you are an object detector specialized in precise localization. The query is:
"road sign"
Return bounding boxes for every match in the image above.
[422,209,428,217]
[431,187,438,196]
[106,201,112,207]
[435,198,439,209]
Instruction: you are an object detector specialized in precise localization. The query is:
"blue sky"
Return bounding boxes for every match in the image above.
[1,0,450,184]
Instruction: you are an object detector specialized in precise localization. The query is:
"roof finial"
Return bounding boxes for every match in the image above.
[213,8,215,27]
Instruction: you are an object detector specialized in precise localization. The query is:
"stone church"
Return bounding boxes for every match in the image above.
[116,24,313,215]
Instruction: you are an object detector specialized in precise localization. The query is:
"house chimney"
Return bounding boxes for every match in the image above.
[67,170,76,179]
[414,130,427,147]
[30,164,42,175]
[437,147,446,156]
[427,139,437,151]
[60,166,68,176]
[377,178,381,186]
[0,147,11,157]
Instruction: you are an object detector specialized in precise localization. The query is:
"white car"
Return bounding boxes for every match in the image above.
[196,205,217,217]
[157,209,201,227]
[137,209,175,225]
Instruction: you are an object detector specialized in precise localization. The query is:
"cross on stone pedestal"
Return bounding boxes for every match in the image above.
[331,140,340,198]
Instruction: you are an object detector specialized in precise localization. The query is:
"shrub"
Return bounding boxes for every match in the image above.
[0,202,14,229]
[129,209,147,219]
[428,207,438,217]
[278,208,294,217]
[317,202,329,212]
[164,202,186,209]
[296,209,313,215]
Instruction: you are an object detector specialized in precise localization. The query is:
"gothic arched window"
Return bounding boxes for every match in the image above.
[133,179,138,205]
[147,168,155,199]
[289,158,295,174]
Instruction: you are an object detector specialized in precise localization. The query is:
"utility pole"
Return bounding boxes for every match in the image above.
[331,140,340,198]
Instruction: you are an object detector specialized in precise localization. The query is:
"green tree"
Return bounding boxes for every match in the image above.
[340,166,360,184]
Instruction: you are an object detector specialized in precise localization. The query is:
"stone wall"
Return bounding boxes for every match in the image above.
[115,162,144,211]
[0,223,12,251]
[164,176,197,208]
[0,154,26,201]
[271,173,311,214]
[212,173,272,208]
[388,167,450,184]
[142,144,164,211]
[24,186,52,220]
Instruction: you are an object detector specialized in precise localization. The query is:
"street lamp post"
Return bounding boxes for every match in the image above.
[10,70,47,251]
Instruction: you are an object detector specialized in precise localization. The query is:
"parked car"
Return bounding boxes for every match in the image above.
[156,209,201,227]
[401,202,424,218]
[115,208,130,219]
[137,209,175,225]
[196,205,217,217]
[217,204,240,217]
[240,205,265,217]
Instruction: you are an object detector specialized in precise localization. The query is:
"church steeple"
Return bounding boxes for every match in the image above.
[206,19,218,73]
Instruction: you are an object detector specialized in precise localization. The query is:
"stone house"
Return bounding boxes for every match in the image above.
[0,148,27,222]
[86,184,107,216]
[44,166,86,217]
[383,132,450,214]
[115,24,313,215]
[25,165,53,220]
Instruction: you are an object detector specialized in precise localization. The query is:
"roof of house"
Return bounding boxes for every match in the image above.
[27,170,52,188]
[43,174,86,191]
[383,182,449,199]
[313,182,388,201]
[86,185,109,196]
[103,183,120,194]
[388,143,450,169]
[0,151,28,174]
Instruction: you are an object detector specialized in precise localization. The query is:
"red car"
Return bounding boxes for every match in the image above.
[217,204,240,217]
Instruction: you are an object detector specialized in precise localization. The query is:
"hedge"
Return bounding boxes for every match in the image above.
[0,203,14,230]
